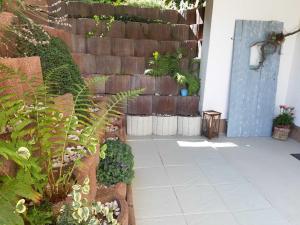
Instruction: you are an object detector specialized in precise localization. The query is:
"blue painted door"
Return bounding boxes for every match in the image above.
[227,20,283,137]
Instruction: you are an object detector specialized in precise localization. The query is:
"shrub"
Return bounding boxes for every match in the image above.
[273,105,295,127]
[145,51,181,77]
[12,15,86,97]
[97,140,134,186]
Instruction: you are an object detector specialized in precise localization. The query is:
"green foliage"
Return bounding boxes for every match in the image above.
[0,169,42,225]
[57,178,120,225]
[26,201,53,225]
[0,63,142,207]
[97,140,134,186]
[145,51,181,77]
[273,105,295,127]
[123,0,168,9]
[0,0,3,11]
[11,15,87,99]
[146,51,200,95]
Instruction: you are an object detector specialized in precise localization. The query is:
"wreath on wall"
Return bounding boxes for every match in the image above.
[251,27,300,70]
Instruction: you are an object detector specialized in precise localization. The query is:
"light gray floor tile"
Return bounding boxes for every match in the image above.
[174,185,228,214]
[185,212,239,225]
[215,183,271,211]
[133,187,182,219]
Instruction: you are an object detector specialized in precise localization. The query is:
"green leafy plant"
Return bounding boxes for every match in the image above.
[26,201,53,225]
[7,15,87,99]
[146,51,200,95]
[57,178,120,225]
[97,140,134,186]
[145,51,181,77]
[86,15,115,38]
[0,63,142,221]
[175,72,200,95]
[273,105,295,128]
[122,0,168,9]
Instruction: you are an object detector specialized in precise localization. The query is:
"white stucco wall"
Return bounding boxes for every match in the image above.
[201,0,300,123]
[286,33,300,126]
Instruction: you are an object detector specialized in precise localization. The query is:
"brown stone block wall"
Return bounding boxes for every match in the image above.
[86,37,111,55]
[131,75,155,95]
[177,96,200,116]
[121,57,145,75]
[153,96,177,115]
[127,96,152,115]
[96,56,121,75]
[155,76,179,96]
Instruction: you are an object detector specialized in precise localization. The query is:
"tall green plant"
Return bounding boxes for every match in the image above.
[0,62,142,206]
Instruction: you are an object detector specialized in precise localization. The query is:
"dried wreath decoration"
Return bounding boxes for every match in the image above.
[251,27,300,70]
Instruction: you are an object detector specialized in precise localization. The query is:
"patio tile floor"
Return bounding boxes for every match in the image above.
[129,136,300,225]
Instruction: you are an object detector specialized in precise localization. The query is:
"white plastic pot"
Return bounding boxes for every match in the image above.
[126,115,153,136]
[153,115,178,136]
[178,116,201,136]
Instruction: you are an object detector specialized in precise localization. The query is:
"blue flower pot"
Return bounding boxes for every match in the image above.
[180,88,188,96]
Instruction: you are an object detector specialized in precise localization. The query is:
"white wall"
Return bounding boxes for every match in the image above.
[286,32,300,126]
[201,0,300,121]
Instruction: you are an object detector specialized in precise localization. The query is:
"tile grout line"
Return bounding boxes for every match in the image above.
[157,139,189,225]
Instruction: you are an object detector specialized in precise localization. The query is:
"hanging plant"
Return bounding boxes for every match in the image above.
[251,27,300,70]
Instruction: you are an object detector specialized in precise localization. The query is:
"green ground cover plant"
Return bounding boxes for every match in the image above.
[96,140,134,186]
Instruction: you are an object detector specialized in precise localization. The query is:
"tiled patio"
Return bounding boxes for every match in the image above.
[128,136,300,225]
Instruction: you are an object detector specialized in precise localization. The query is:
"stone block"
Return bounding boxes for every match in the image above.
[160,9,179,24]
[71,34,86,53]
[158,41,180,54]
[76,18,96,35]
[115,5,137,16]
[177,96,200,116]
[153,115,178,135]
[153,96,177,115]
[127,96,152,115]
[155,76,179,96]
[136,7,160,20]
[134,39,158,57]
[96,56,121,75]
[121,57,145,75]
[112,38,134,56]
[171,24,189,41]
[180,58,190,72]
[106,21,125,38]
[74,150,99,201]
[131,75,155,95]
[126,115,153,136]
[86,37,111,55]
[0,57,43,98]
[90,3,115,16]
[83,75,106,94]
[105,75,132,94]
[53,93,74,117]
[0,12,17,57]
[125,22,148,39]
[178,8,196,25]
[72,53,96,75]
[43,26,72,50]
[190,24,203,40]
[66,2,91,18]
[148,24,171,41]
[181,40,198,58]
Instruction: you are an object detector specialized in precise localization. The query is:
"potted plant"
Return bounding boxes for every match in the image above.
[272,105,295,140]
[96,140,134,200]
[56,177,127,225]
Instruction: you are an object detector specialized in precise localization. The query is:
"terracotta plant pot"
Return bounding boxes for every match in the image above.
[273,126,291,141]
[97,182,127,200]
[96,188,129,225]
